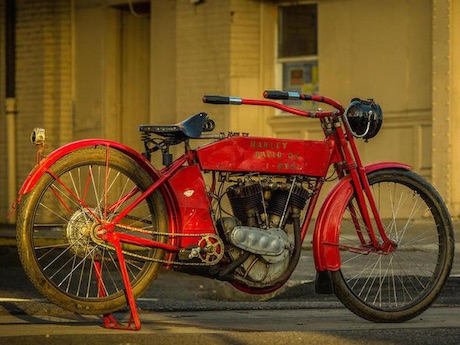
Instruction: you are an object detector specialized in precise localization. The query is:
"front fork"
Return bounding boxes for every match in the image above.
[355,166,397,253]
[336,123,397,253]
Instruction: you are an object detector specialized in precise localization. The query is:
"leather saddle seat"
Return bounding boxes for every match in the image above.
[138,112,209,139]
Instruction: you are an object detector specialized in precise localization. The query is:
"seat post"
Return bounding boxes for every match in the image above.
[162,144,173,166]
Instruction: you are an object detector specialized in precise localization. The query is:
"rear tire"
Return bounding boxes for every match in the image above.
[16,147,168,315]
[331,169,454,322]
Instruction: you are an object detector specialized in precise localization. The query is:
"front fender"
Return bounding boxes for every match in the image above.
[312,162,412,272]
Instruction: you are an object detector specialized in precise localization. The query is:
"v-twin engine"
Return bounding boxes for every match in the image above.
[227,178,309,229]
[217,176,311,286]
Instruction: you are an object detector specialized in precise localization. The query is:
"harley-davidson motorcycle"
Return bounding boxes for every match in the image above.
[13,90,454,330]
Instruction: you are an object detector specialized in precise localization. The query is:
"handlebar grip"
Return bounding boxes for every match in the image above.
[263,90,310,101]
[202,95,230,104]
[263,90,290,100]
[203,95,243,105]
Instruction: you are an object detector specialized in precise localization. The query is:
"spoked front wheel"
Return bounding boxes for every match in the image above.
[16,147,169,315]
[332,169,455,322]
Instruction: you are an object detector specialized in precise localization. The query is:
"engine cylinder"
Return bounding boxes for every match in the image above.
[290,185,310,212]
[227,179,310,228]
[267,185,310,219]
[227,182,263,225]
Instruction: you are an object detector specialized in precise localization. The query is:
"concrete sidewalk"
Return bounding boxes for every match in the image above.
[1,307,459,345]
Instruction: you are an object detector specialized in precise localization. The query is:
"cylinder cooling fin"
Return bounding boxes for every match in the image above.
[226,177,311,227]
[227,181,263,224]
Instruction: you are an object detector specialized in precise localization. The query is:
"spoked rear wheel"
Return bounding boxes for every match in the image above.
[16,147,169,315]
[331,169,454,322]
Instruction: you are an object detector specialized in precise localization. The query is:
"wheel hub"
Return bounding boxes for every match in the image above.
[66,208,100,257]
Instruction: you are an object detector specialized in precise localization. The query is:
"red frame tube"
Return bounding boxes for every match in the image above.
[108,155,187,227]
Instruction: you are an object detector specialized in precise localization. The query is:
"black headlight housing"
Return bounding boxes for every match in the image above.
[344,98,383,140]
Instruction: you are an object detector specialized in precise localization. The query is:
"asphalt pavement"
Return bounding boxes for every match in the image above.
[1,219,459,307]
[0,222,459,344]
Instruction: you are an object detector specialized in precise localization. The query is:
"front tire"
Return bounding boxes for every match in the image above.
[331,169,454,322]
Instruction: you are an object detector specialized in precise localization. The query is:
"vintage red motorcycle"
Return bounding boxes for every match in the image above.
[14,91,454,330]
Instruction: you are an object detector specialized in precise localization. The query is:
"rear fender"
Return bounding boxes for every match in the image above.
[18,139,162,195]
[312,162,412,272]
[14,140,179,237]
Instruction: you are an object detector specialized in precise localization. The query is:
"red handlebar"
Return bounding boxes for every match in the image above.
[203,91,343,118]
[263,90,344,113]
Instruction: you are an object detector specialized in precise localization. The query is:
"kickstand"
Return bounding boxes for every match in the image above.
[103,310,140,331]
[95,237,142,331]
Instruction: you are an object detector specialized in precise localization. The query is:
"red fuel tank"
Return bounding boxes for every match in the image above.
[196,136,334,177]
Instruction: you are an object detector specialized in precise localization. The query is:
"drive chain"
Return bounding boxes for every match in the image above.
[98,221,225,266]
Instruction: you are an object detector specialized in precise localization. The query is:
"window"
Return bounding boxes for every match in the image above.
[278,3,318,110]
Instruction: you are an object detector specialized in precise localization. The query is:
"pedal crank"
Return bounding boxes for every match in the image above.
[178,234,224,265]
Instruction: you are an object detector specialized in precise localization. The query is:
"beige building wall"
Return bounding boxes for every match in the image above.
[171,0,272,137]
[15,0,73,169]
[1,0,460,219]
[165,0,459,218]
[175,0,231,133]
[74,1,151,153]
[451,0,460,216]
[269,0,432,178]
[0,0,73,220]
[432,0,460,216]
[151,0,176,125]
[0,0,6,218]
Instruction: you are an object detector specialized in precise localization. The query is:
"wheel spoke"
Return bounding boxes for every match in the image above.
[17,147,168,314]
[334,169,453,322]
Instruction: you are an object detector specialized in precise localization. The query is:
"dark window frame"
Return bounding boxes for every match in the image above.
[277,2,318,111]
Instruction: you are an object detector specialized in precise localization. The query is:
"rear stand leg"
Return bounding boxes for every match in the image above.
[95,241,142,330]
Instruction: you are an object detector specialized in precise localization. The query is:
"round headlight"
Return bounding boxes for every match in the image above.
[344,99,383,140]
